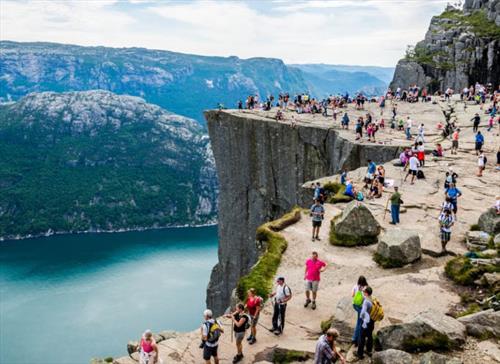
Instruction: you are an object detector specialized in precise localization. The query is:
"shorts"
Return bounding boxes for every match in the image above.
[312,220,322,227]
[305,280,319,292]
[250,314,259,327]
[409,169,417,176]
[441,230,451,242]
[234,331,245,343]
[452,140,458,148]
[203,345,218,360]
[475,142,483,151]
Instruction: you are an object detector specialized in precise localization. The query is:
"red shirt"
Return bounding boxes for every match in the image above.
[246,296,262,316]
[305,258,326,281]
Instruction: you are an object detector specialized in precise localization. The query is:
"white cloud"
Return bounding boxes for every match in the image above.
[0,0,449,66]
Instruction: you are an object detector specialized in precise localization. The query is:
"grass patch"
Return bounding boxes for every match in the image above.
[236,208,301,301]
[402,331,452,352]
[323,182,353,204]
[104,358,113,364]
[437,8,500,37]
[445,256,500,285]
[470,224,480,231]
[273,349,313,363]
[456,303,481,318]
[329,219,378,247]
[320,316,334,333]
[373,252,404,268]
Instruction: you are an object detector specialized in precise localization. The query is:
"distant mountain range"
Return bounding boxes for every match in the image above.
[0,91,217,240]
[0,41,394,122]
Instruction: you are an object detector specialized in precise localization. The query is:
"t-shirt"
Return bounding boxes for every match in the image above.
[368,162,376,174]
[202,319,222,347]
[406,119,412,128]
[409,156,419,171]
[446,187,461,200]
[274,284,291,304]
[305,258,326,281]
[476,134,484,143]
[340,172,347,185]
[439,213,454,232]
[478,154,485,167]
[390,192,402,206]
[452,131,459,141]
[345,183,354,196]
[310,204,325,222]
[246,296,262,316]
[233,313,248,333]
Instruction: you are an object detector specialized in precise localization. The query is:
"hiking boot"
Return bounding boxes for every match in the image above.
[311,301,316,310]
[273,329,282,336]
[269,327,277,333]
[249,337,257,345]
[311,237,315,242]
[315,236,321,241]
[304,298,311,307]
[246,334,253,341]
[232,354,243,363]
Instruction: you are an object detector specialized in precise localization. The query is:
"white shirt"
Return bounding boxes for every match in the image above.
[202,319,222,347]
[406,119,412,128]
[409,156,419,171]
[274,284,291,304]
[478,154,485,167]
[439,213,454,232]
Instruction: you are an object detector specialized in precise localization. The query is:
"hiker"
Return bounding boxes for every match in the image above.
[344,180,356,199]
[356,287,374,359]
[340,169,348,185]
[310,199,325,241]
[475,131,484,155]
[341,112,350,129]
[201,309,223,364]
[226,303,249,363]
[444,170,458,189]
[417,141,425,167]
[351,276,368,346]
[405,116,412,140]
[477,150,486,177]
[314,328,346,364]
[245,288,262,345]
[440,197,454,216]
[389,186,403,224]
[367,178,382,199]
[471,113,480,132]
[364,159,377,188]
[417,123,425,143]
[445,183,462,214]
[451,128,460,154]
[304,251,327,310]
[404,154,419,185]
[139,330,159,364]
[268,277,292,335]
[314,182,322,201]
[432,143,443,157]
[355,118,363,140]
[438,209,455,253]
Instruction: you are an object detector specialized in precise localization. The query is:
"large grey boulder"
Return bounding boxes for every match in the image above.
[420,351,463,364]
[478,208,500,235]
[375,229,421,268]
[465,230,491,251]
[377,309,466,352]
[329,296,357,341]
[457,309,500,339]
[372,349,412,364]
[330,201,381,246]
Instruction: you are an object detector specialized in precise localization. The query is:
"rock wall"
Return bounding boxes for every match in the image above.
[390,0,500,92]
[205,110,402,314]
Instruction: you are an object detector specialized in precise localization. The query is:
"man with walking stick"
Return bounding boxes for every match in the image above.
[388,186,403,225]
[268,277,292,336]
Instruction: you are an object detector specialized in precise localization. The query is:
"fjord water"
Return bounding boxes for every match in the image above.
[0,226,218,364]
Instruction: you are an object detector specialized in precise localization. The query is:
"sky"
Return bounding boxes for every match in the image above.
[0,0,452,67]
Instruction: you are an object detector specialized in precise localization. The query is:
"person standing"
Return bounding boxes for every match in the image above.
[475,131,484,155]
[417,123,425,143]
[351,276,368,346]
[310,199,325,241]
[138,330,159,364]
[451,128,460,155]
[477,150,486,177]
[245,288,262,345]
[269,277,292,335]
[471,113,480,133]
[342,112,350,129]
[445,183,462,215]
[389,186,403,224]
[439,209,455,253]
[304,251,327,310]
[314,328,346,364]
[356,287,374,359]
[226,303,249,363]
[201,309,223,364]
[405,116,412,140]
[404,155,419,185]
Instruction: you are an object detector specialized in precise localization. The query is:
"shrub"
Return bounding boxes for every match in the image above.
[236,208,301,301]
[469,224,480,231]
[402,332,452,352]
[445,256,500,285]
[320,316,334,333]
[273,349,313,363]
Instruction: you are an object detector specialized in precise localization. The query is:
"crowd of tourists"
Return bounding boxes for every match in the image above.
[135,85,498,364]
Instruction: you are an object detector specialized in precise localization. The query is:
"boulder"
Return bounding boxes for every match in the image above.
[457,309,500,339]
[375,229,421,268]
[420,351,462,364]
[329,296,357,341]
[372,349,412,364]
[480,272,500,288]
[478,208,500,235]
[495,233,500,247]
[465,231,491,251]
[330,201,380,246]
[376,309,466,352]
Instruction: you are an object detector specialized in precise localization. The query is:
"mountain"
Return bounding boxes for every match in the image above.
[0,41,310,123]
[0,90,217,240]
[291,64,394,96]
[391,0,500,91]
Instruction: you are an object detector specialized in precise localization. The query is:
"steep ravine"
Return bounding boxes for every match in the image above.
[205,110,403,315]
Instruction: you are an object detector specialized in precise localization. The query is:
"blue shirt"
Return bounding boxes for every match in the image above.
[475,134,484,143]
[446,187,462,200]
[340,172,347,185]
[345,183,354,196]
[360,298,373,327]
[368,162,376,174]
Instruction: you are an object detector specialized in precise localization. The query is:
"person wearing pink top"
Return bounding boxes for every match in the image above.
[139,330,159,364]
[304,251,327,310]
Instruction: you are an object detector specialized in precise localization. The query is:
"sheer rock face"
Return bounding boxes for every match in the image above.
[204,110,401,315]
[390,0,500,92]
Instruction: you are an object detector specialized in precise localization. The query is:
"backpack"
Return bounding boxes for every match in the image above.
[353,289,364,306]
[243,314,251,330]
[483,155,487,164]
[205,321,222,344]
[369,298,384,322]
[356,191,364,201]
[417,170,425,179]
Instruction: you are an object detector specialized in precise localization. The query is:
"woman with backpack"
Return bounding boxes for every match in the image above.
[226,303,249,363]
[245,288,262,345]
[138,330,159,364]
[351,276,368,346]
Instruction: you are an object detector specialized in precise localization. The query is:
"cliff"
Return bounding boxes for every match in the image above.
[390,0,500,92]
[205,110,402,314]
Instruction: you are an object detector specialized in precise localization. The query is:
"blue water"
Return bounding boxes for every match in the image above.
[0,226,218,364]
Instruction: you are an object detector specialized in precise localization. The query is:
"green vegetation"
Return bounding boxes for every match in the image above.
[320,316,334,333]
[323,182,353,203]
[329,219,378,247]
[470,224,480,231]
[373,252,405,269]
[103,358,113,363]
[437,9,500,38]
[236,208,301,301]
[272,349,313,363]
[445,256,500,285]
[456,303,481,318]
[402,332,452,352]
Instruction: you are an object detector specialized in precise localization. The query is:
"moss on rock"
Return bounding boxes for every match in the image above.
[373,252,405,268]
[320,316,334,333]
[445,256,500,286]
[330,219,378,246]
[401,331,452,352]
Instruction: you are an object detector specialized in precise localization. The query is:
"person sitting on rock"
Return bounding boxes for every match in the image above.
[344,180,356,199]
[314,328,346,364]
[432,143,443,157]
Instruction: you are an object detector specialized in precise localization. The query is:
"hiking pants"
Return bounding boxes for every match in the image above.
[357,320,374,357]
[272,303,287,332]
[352,304,362,343]
[405,127,411,140]
[391,205,400,224]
